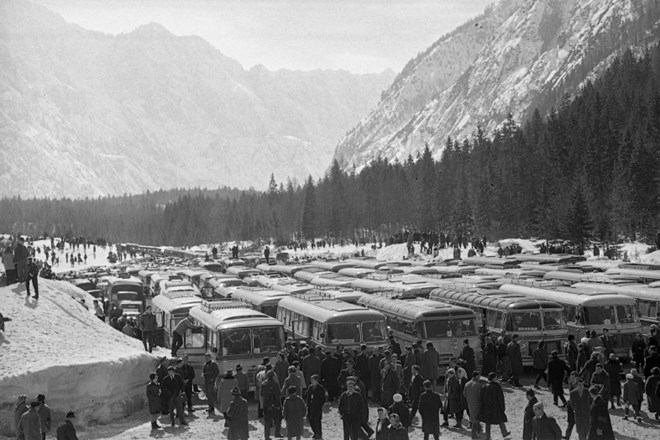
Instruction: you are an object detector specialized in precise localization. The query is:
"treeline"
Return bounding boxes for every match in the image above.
[1,45,660,247]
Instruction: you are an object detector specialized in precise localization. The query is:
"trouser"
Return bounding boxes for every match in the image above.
[410,400,419,420]
[184,381,194,410]
[142,331,155,352]
[161,391,170,415]
[26,275,39,297]
[370,380,381,402]
[342,418,361,440]
[423,425,440,440]
[264,407,283,439]
[204,382,215,410]
[168,394,185,424]
[624,402,641,417]
[308,411,322,439]
[509,370,521,386]
[444,410,463,426]
[499,357,511,382]
[171,332,183,356]
[16,261,27,282]
[552,383,567,405]
[535,369,548,386]
[484,422,508,440]
[5,269,16,285]
[470,421,482,439]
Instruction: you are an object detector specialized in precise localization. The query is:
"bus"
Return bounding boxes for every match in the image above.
[188,300,285,388]
[256,264,313,276]
[309,272,355,288]
[276,294,388,351]
[229,287,290,317]
[605,268,660,283]
[498,283,641,359]
[226,265,261,279]
[359,295,481,371]
[309,260,356,272]
[104,277,145,317]
[429,286,567,365]
[151,290,204,348]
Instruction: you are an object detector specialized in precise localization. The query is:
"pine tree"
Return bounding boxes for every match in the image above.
[564,180,594,253]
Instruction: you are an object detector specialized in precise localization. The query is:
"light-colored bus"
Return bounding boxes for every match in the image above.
[276,294,388,351]
[226,265,261,279]
[151,289,204,348]
[229,287,290,317]
[429,286,567,365]
[256,263,313,276]
[359,295,481,371]
[309,272,355,288]
[605,268,660,283]
[498,283,641,359]
[309,260,356,272]
[188,300,285,388]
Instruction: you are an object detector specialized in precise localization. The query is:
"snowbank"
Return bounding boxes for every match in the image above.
[497,238,539,253]
[0,279,159,436]
[640,250,660,265]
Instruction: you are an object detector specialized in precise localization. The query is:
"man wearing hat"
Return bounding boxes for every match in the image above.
[305,374,326,439]
[388,393,411,429]
[55,411,78,440]
[261,370,283,439]
[25,257,41,299]
[161,366,187,427]
[201,352,219,414]
[17,401,42,440]
[155,357,170,415]
[587,386,613,440]
[179,356,196,413]
[234,364,249,400]
[226,387,249,440]
[36,394,51,440]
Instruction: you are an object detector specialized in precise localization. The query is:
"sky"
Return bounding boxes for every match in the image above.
[34,0,493,74]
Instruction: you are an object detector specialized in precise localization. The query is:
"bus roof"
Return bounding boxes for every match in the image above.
[515,254,587,264]
[359,295,475,321]
[572,282,660,302]
[462,256,521,268]
[498,284,636,306]
[343,258,389,270]
[278,296,385,323]
[309,261,356,272]
[429,287,563,311]
[231,287,290,306]
[189,301,281,331]
[151,293,203,314]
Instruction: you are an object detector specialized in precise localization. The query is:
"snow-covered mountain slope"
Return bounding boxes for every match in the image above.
[0,0,393,198]
[333,0,660,169]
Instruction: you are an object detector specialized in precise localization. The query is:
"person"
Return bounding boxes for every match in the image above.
[419,379,443,440]
[587,386,614,440]
[261,370,283,440]
[568,377,591,440]
[507,335,523,387]
[381,359,400,407]
[201,352,219,414]
[218,369,239,419]
[388,393,410,429]
[577,344,589,375]
[587,332,603,355]
[579,353,599,387]
[408,364,424,421]
[13,237,28,283]
[523,388,539,440]
[548,350,569,406]
[565,335,579,372]
[180,355,195,413]
[643,346,660,378]
[603,353,622,409]
[264,246,271,264]
[463,370,482,440]
[17,401,42,440]
[161,366,187,427]
[622,373,641,422]
[283,385,307,440]
[495,336,510,382]
[226,387,249,440]
[368,348,383,402]
[139,306,157,352]
[482,335,497,376]
[2,246,16,285]
[232,364,248,400]
[301,348,322,388]
[532,402,562,440]
[282,365,303,397]
[645,366,660,420]
[274,352,290,388]
[121,320,134,337]
[631,333,646,373]
[442,368,463,428]
[389,335,402,357]
[170,316,200,357]
[533,341,549,388]
[387,412,410,440]
[25,257,40,299]
[305,374,326,440]
[338,379,365,440]
[461,339,477,377]
[375,407,390,440]
[421,342,439,389]
[479,372,511,440]
[590,364,610,403]
[55,411,78,440]
[355,344,371,396]
[36,394,51,440]
[93,300,105,322]
[155,356,170,415]
[146,373,162,430]
[13,395,29,438]
[601,329,614,359]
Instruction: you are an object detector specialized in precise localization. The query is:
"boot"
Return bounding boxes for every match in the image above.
[151,421,161,429]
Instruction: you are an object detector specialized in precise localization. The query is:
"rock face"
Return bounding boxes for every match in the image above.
[333,0,660,169]
[0,0,394,198]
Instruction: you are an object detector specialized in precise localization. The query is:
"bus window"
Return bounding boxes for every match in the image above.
[209,331,217,351]
[583,306,615,325]
[221,328,251,355]
[615,305,636,324]
[486,311,504,330]
[451,319,477,336]
[253,327,283,353]
[651,302,658,319]
[312,322,324,341]
[261,305,278,318]
[185,328,205,349]
[362,321,387,342]
[155,312,164,327]
[509,312,542,331]
[564,306,579,323]
[543,311,563,330]
[639,300,651,317]
[326,323,360,344]
[424,320,452,338]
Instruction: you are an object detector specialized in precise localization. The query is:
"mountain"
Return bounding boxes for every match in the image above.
[0,0,394,198]
[333,0,660,169]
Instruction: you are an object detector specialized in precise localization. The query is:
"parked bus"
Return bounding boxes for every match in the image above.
[151,290,204,348]
[498,283,641,359]
[104,277,145,317]
[276,294,387,351]
[359,295,481,371]
[230,287,290,317]
[429,286,567,365]
[188,300,285,388]
[309,260,356,272]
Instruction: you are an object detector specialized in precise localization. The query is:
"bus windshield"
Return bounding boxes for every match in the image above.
[507,312,542,331]
[615,305,636,324]
[361,321,387,342]
[253,326,283,353]
[424,320,451,339]
[583,306,616,325]
[220,328,252,355]
[326,323,360,344]
[451,318,477,336]
[543,310,563,330]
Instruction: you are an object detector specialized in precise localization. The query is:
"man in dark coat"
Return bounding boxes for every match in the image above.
[532,402,562,440]
[179,356,196,413]
[355,344,371,395]
[146,373,162,430]
[302,349,321,387]
[481,335,498,377]
[381,360,400,408]
[55,411,79,440]
[645,366,660,419]
[506,335,523,387]
[460,339,477,377]
[644,346,660,378]
[13,237,28,283]
[408,365,424,420]
[321,351,342,401]
[565,335,579,372]
[283,385,307,440]
[547,350,568,406]
[421,342,439,389]
[261,370,283,439]
[201,353,219,413]
[305,374,326,440]
[523,388,538,440]
[227,387,249,440]
[479,372,511,440]
[603,353,622,408]
[419,379,443,440]
[161,366,187,427]
[338,379,364,440]
[590,364,610,402]
[368,348,383,402]
[569,378,591,440]
[139,306,157,353]
[388,393,411,429]
[156,357,170,415]
[463,371,482,440]
[587,386,614,440]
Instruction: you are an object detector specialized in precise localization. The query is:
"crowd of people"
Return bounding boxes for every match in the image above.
[13,393,78,440]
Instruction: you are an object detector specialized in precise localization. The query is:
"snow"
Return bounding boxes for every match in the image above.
[0,279,161,437]
[497,238,539,253]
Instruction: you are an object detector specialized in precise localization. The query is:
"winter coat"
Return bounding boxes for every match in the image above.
[644,353,660,378]
[623,380,641,404]
[227,396,249,440]
[421,347,439,382]
[386,424,410,440]
[140,312,157,332]
[645,374,660,413]
[590,370,610,401]
[338,391,364,422]
[523,396,538,440]
[463,378,482,423]
[460,345,477,376]
[375,418,390,440]
[444,375,462,413]
[282,373,304,397]
[234,371,249,394]
[479,381,507,424]
[320,356,342,394]
[565,341,578,370]
[507,341,524,375]
[533,348,548,371]
[17,408,42,440]
[301,354,321,385]
[368,354,383,387]
[161,373,184,400]
[55,420,79,440]
[569,387,591,438]
[603,359,622,397]
[305,382,326,418]
[418,389,442,434]
[218,377,239,413]
[37,404,52,434]
[548,358,568,388]
[282,395,307,437]
[261,377,283,413]
[202,360,220,387]
[381,367,400,407]
[2,252,14,270]
[274,358,290,387]
[408,373,424,407]
[146,382,161,414]
[388,401,411,428]
[532,414,562,440]
[482,341,498,375]
[13,243,28,263]
[14,403,29,435]
[587,396,614,440]
[579,359,598,387]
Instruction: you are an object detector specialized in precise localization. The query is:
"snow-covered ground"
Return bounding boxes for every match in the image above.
[0,279,162,437]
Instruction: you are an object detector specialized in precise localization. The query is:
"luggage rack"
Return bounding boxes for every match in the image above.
[162,289,200,299]
[201,299,247,312]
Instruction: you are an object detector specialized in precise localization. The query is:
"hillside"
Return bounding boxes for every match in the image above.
[0,0,393,198]
[333,0,660,169]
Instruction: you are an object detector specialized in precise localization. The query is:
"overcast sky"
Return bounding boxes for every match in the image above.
[35,0,493,74]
